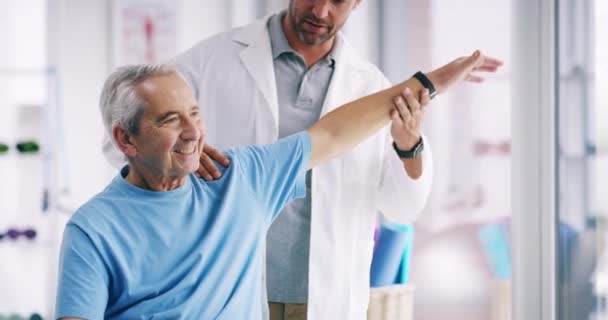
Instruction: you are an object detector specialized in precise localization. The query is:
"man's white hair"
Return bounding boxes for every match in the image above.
[99,64,177,138]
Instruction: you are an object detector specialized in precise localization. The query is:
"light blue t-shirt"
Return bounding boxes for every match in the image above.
[55,132,311,320]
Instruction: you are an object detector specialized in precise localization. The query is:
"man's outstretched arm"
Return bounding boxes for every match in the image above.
[307,50,502,169]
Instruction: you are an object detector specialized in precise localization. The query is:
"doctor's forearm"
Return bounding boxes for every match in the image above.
[377,143,433,223]
[306,78,424,169]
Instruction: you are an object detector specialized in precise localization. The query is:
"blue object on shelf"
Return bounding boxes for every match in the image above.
[478,223,511,279]
[370,224,414,287]
[398,225,415,284]
[558,222,579,283]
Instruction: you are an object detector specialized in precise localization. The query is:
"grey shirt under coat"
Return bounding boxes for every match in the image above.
[265,11,343,303]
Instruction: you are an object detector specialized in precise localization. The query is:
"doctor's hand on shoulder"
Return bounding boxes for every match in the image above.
[196,144,230,181]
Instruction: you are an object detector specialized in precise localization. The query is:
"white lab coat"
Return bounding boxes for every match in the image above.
[103,15,433,320]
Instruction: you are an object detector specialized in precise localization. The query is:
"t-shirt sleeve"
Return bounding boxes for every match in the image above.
[235,131,311,221]
[55,223,109,320]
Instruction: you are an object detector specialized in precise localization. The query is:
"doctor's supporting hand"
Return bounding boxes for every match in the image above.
[389,87,430,179]
[390,88,430,152]
[196,144,230,181]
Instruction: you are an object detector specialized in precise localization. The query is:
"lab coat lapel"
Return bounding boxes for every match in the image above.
[319,37,361,117]
[234,17,280,130]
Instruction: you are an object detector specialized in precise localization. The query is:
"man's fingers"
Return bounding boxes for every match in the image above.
[420,89,430,109]
[196,162,215,181]
[465,50,484,70]
[466,75,485,83]
[481,56,504,67]
[393,93,412,121]
[390,108,403,125]
[199,153,221,179]
[474,55,503,73]
[475,65,500,72]
[403,87,420,113]
[203,144,231,166]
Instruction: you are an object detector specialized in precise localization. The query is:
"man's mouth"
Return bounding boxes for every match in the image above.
[302,18,329,32]
[304,19,326,28]
[175,147,196,154]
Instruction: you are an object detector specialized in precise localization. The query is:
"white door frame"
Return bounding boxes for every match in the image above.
[512,0,557,319]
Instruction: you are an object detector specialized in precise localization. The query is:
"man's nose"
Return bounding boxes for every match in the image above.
[181,118,201,141]
[311,0,330,19]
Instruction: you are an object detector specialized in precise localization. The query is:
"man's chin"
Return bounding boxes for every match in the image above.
[297,31,331,46]
[172,159,200,176]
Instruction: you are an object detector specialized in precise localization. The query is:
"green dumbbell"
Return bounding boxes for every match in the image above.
[29,313,43,320]
[16,141,40,153]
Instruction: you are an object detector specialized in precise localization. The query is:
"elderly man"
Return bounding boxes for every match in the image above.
[57,51,496,319]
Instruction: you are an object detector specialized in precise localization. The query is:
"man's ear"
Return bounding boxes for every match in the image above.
[112,126,137,158]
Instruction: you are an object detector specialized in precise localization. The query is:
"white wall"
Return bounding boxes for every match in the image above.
[48,0,114,209]
[0,0,53,316]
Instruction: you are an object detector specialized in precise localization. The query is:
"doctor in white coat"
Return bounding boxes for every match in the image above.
[175,6,428,320]
[103,1,502,319]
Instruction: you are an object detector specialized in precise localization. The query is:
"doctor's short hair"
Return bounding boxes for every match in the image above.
[99,64,180,137]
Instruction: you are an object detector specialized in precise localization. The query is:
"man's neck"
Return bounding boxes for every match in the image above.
[125,165,187,192]
[282,14,335,68]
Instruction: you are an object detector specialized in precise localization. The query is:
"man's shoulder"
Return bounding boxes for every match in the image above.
[68,185,126,231]
[227,132,309,166]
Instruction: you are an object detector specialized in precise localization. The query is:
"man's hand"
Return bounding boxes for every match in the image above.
[427,50,503,94]
[196,144,230,181]
[390,88,430,151]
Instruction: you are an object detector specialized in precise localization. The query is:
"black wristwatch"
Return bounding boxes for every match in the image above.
[393,137,424,159]
[413,71,436,99]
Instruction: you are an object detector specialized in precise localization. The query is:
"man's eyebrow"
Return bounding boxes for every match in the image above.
[156,111,179,122]
[156,106,199,122]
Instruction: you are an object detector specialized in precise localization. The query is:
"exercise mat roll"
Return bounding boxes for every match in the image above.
[370,224,412,287]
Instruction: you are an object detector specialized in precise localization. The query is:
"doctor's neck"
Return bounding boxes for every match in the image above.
[282,13,336,68]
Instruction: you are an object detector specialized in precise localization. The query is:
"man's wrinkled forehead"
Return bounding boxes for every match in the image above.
[136,74,199,113]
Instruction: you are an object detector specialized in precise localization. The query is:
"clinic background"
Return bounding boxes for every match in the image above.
[0,0,606,319]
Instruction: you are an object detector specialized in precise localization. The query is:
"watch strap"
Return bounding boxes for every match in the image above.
[413,71,437,99]
[392,137,424,159]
